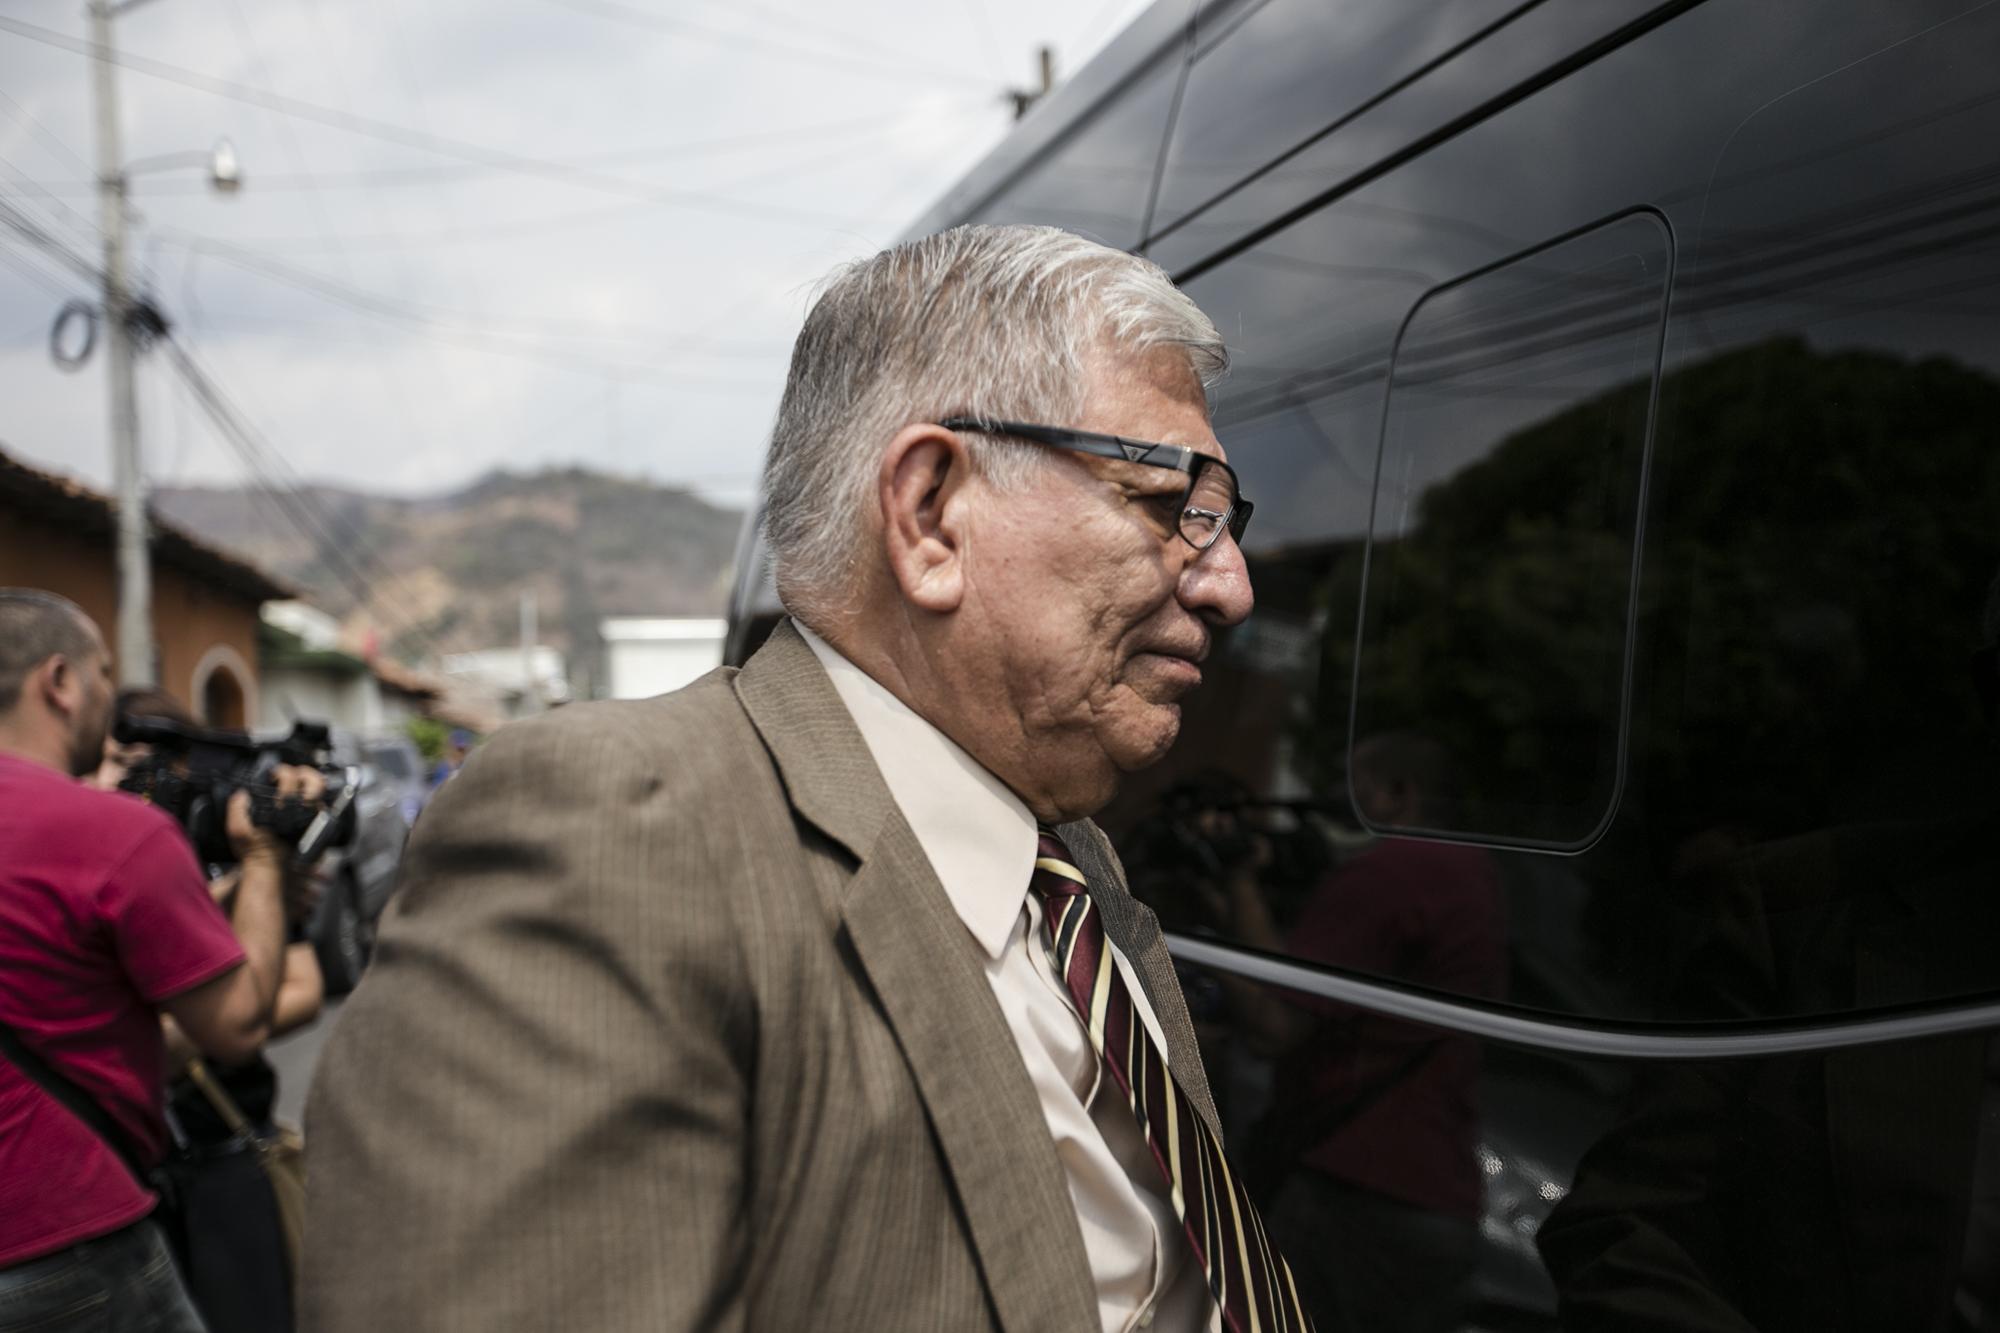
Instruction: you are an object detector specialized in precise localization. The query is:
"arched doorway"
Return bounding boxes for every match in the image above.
[201,666,246,729]
[191,644,256,730]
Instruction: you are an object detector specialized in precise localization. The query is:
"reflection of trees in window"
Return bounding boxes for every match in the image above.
[1343,215,1669,847]
[1640,338,2000,838]
[1308,336,2000,845]
[1333,373,1649,845]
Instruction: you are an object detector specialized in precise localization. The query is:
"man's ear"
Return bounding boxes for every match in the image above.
[878,422,973,613]
[36,655,78,719]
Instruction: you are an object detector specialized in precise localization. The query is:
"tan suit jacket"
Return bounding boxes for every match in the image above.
[302,620,1220,1331]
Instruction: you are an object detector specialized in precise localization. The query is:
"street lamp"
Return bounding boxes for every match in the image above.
[90,0,240,685]
[122,139,245,193]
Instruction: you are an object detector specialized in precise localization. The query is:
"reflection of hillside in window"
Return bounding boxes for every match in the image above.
[1349,212,1671,848]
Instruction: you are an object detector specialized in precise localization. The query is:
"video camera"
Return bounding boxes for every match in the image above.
[112,714,359,867]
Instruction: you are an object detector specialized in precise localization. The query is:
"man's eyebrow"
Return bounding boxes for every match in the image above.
[1091,456,1181,489]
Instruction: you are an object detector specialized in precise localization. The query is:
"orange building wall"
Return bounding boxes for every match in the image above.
[0,512,263,725]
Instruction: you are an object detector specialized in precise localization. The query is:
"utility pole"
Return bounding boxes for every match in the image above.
[519,588,541,714]
[83,3,238,685]
[89,0,151,686]
[1008,46,1056,121]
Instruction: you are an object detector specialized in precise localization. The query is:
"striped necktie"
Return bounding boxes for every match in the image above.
[1032,828,1313,1333]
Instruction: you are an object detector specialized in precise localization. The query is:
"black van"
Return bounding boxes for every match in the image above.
[726,1,2000,1327]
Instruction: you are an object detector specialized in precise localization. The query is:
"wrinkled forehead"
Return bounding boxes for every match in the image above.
[1078,342,1221,460]
[1081,339,1210,408]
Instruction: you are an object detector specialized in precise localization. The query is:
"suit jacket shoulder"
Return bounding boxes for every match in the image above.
[306,671,821,1331]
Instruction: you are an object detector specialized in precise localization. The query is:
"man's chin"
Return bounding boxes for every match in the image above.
[70,723,111,780]
[1110,707,1182,773]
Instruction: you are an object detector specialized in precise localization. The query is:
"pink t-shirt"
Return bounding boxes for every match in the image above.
[0,751,245,1267]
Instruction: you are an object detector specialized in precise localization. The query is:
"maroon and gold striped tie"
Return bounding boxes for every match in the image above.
[1032,828,1313,1333]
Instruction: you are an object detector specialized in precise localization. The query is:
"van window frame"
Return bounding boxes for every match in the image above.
[1347,205,1677,854]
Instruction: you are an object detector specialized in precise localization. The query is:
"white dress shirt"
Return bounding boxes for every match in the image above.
[799,626,1215,1333]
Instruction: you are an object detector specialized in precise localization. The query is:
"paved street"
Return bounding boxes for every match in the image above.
[268,998,345,1127]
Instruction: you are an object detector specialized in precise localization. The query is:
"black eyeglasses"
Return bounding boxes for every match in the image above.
[938,417,1254,553]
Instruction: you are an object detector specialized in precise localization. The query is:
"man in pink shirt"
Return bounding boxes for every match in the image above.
[0,589,305,1331]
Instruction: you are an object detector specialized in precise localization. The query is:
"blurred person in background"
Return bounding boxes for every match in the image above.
[304,225,1307,1332]
[1198,733,1503,1333]
[93,686,324,1333]
[0,588,308,1332]
[426,729,470,790]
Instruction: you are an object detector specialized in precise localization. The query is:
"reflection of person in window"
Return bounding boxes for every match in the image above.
[1207,732,1505,1333]
[1539,568,2000,1332]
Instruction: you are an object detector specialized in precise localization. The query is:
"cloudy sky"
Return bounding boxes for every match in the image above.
[0,0,1153,508]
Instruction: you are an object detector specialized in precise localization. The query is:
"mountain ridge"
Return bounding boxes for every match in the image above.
[153,466,744,696]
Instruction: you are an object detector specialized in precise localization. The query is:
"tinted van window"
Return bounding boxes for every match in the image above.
[1355,211,1669,848]
[1109,0,1999,1028]
[1154,0,1536,233]
[1639,6,2000,852]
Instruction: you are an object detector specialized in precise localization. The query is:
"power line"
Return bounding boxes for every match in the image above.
[23,102,993,196]
[0,237,88,301]
[213,0,455,515]
[162,101,981,255]
[0,87,94,178]
[0,158,102,244]
[959,0,1014,83]
[0,193,105,285]
[0,15,949,221]
[161,340,396,589]
[160,334,450,659]
[531,0,981,86]
[1072,0,1144,60]
[687,0,940,71]
[158,231,793,380]
[163,339,415,608]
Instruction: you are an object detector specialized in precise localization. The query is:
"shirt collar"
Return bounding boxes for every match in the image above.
[797,623,1037,960]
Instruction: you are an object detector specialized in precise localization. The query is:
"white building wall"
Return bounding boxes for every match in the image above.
[259,666,387,736]
[440,645,569,709]
[601,617,727,700]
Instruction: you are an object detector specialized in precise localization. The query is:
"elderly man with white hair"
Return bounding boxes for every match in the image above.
[304,224,1308,1333]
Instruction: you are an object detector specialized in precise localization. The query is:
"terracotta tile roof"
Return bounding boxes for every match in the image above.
[0,444,296,603]
[369,653,445,700]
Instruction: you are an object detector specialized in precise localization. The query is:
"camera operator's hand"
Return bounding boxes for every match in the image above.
[176,761,326,1068]
[226,763,326,865]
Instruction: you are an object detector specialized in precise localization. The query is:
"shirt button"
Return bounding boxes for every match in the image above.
[1137,1309,1155,1328]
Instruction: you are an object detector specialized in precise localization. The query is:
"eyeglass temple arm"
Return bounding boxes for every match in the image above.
[939,418,1195,472]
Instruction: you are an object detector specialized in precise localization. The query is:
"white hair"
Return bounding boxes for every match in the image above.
[759,224,1227,627]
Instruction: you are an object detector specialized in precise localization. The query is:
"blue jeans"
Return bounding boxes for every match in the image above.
[0,1220,207,1333]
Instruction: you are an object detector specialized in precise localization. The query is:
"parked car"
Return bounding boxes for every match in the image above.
[727,1,2000,1326]
[362,735,429,830]
[306,731,416,995]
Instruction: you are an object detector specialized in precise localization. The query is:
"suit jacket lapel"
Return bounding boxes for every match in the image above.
[734,621,1100,1332]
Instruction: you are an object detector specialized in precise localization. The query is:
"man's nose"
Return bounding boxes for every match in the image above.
[1178,532,1253,626]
